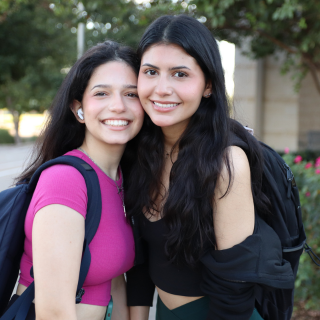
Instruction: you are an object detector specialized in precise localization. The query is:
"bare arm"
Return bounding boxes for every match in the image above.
[110,274,129,320]
[129,306,150,320]
[214,146,255,250]
[33,204,85,320]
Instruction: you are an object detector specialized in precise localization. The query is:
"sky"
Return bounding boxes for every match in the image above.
[219,41,235,97]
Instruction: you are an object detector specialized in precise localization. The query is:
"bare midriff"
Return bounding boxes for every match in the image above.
[156,286,204,310]
[16,284,107,320]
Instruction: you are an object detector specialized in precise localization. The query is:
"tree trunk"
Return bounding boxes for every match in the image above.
[12,110,21,145]
[7,97,21,144]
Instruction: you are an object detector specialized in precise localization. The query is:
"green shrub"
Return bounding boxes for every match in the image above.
[279,150,320,162]
[282,153,320,309]
[0,128,14,144]
[21,136,38,143]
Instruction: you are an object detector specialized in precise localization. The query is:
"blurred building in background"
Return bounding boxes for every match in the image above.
[234,48,320,152]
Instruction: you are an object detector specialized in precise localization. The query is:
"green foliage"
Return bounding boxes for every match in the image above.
[139,0,319,92]
[189,0,320,91]
[1,0,319,143]
[282,153,320,309]
[0,0,27,21]
[78,0,144,49]
[0,128,14,144]
[0,0,76,142]
[279,150,320,162]
[21,135,38,143]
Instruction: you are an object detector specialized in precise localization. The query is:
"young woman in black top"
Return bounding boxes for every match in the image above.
[126,15,292,320]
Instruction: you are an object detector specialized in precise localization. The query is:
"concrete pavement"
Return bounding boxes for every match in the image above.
[0,143,34,191]
[0,143,157,319]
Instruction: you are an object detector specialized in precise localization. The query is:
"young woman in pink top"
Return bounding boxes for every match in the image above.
[8,41,144,320]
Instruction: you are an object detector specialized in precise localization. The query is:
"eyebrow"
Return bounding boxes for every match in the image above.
[170,66,190,70]
[141,63,190,71]
[91,84,137,91]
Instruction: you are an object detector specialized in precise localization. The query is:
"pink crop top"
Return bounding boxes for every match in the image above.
[19,150,135,306]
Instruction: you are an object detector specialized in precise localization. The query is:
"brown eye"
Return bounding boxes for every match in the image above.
[173,71,187,78]
[145,69,157,76]
[94,92,107,96]
[127,93,139,98]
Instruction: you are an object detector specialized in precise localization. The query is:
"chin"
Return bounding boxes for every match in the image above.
[102,138,129,145]
[148,116,177,128]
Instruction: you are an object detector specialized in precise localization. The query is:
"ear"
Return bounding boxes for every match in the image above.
[203,80,212,98]
[70,100,85,124]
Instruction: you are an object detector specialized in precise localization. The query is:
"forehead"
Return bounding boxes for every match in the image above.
[141,44,198,67]
[88,61,137,85]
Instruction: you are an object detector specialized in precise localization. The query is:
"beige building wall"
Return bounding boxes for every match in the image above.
[298,72,320,150]
[234,47,320,152]
[233,49,259,134]
[263,56,299,151]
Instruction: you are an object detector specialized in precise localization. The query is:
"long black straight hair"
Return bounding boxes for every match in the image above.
[125,15,270,266]
[16,41,140,183]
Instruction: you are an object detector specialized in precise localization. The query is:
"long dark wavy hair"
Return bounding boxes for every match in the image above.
[125,15,270,266]
[16,41,140,183]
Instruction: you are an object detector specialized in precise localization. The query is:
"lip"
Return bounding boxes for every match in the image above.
[101,118,132,131]
[101,117,132,122]
[151,100,180,113]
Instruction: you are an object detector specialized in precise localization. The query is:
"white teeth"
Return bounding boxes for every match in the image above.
[104,120,129,126]
[153,101,179,108]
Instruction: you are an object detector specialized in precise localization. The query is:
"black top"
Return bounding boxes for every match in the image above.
[127,213,296,320]
[139,213,204,296]
[127,130,301,319]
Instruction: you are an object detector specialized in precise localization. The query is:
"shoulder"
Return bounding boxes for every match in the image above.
[228,146,250,171]
[214,146,254,250]
[37,164,87,200]
[32,164,88,217]
[40,164,86,185]
[217,146,250,196]
[227,146,249,167]
[228,146,251,182]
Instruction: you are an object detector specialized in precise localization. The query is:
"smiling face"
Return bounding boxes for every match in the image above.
[73,61,144,146]
[138,44,211,132]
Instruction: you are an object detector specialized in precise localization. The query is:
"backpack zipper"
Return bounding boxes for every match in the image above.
[222,277,246,283]
[283,163,296,198]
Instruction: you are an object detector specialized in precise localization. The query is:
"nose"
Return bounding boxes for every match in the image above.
[154,75,173,97]
[108,93,126,113]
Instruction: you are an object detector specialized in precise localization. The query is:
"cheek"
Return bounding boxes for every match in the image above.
[83,97,102,116]
[178,82,204,102]
[137,77,151,100]
[134,104,145,122]
[128,100,145,121]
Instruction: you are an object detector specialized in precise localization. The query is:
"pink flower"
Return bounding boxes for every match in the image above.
[315,157,320,167]
[316,169,320,174]
[305,162,313,169]
[284,147,290,154]
[294,155,303,163]
[305,192,311,197]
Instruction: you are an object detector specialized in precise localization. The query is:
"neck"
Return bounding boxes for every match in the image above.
[161,121,188,152]
[80,136,125,180]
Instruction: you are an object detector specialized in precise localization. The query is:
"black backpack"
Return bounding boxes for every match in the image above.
[233,131,319,320]
[0,155,102,319]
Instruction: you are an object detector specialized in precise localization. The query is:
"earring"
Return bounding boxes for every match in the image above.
[204,93,212,98]
[77,108,84,120]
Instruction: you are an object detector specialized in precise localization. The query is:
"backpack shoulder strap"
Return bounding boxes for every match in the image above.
[28,155,101,244]
[29,155,102,301]
[0,156,102,320]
